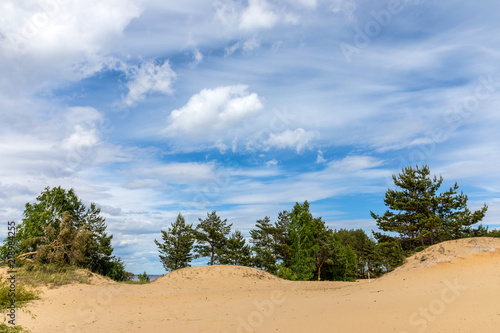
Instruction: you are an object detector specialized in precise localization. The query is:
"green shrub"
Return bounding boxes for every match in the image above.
[0,322,32,333]
[0,278,41,310]
[137,271,150,283]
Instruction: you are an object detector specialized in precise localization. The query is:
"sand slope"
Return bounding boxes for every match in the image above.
[13,237,500,332]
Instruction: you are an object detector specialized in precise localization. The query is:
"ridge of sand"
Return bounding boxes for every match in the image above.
[152,264,285,292]
[388,236,500,275]
[16,237,500,332]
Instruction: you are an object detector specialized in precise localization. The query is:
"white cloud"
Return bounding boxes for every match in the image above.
[243,36,261,51]
[192,48,203,67]
[264,128,315,153]
[0,0,143,90]
[164,85,263,139]
[225,41,241,56]
[266,159,278,167]
[224,37,260,56]
[328,155,384,171]
[121,59,177,107]
[316,150,326,164]
[239,0,278,31]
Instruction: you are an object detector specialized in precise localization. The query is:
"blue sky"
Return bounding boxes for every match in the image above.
[1,0,499,274]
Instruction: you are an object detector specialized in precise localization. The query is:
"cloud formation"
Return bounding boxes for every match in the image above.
[121,60,177,107]
[164,85,263,142]
[265,128,316,153]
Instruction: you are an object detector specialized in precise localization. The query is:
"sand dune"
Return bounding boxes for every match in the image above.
[11,237,500,332]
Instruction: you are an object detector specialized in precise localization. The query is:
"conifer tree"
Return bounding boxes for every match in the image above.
[250,217,277,273]
[372,165,488,252]
[0,186,127,280]
[273,211,292,266]
[288,201,318,280]
[194,211,232,265]
[154,213,195,272]
[219,230,252,266]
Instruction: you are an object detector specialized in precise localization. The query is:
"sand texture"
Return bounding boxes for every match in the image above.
[10,237,500,332]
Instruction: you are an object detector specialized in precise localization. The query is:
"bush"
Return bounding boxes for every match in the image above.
[138,271,150,283]
[275,265,298,281]
[0,322,32,333]
[0,278,41,310]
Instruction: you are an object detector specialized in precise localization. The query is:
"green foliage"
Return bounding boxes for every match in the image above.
[0,186,127,281]
[273,211,293,265]
[0,323,32,333]
[155,213,195,272]
[219,230,252,266]
[15,263,91,286]
[275,264,298,281]
[250,217,277,273]
[375,238,406,272]
[103,257,130,282]
[371,165,488,252]
[333,229,384,278]
[0,278,41,309]
[194,211,232,265]
[328,245,357,281]
[288,201,318,281]
[487,229,500,237]
[138,271,150,283]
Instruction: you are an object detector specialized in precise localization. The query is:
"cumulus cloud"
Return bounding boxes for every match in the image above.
[164,85,263,139]
[121,59,177,107]
[239,0,278,30]
[264,128,315,153]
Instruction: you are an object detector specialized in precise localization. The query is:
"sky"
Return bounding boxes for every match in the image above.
[1,0,500,274]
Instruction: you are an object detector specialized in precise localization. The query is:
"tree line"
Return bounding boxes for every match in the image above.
[0,164,495,281]
[155,164,492,281]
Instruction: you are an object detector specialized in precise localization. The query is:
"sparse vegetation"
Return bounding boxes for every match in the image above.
[138,271,150,283]
[0,273,40,333]
[14,263,91,287]
[0,278,41,310]
[0,322,32,333]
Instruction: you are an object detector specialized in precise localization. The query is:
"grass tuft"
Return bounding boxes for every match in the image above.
[14,263,91,287]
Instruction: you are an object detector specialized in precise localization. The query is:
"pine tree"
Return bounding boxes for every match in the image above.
[194,211,232,265]
[154,213,195,272]
[273,211,292,266]
[372,165,488,252]
[0,186,127,280]
[219,230,252,266]
[250,217,277,273]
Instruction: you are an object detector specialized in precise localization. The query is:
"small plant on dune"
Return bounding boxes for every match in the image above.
[138,271,150,283]
[0,277,39,333]
[15,263,91,287]
[0,278,41,309]
[0,321,32,333]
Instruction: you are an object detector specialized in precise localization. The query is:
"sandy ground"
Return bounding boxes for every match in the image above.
[8,237,500,332]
